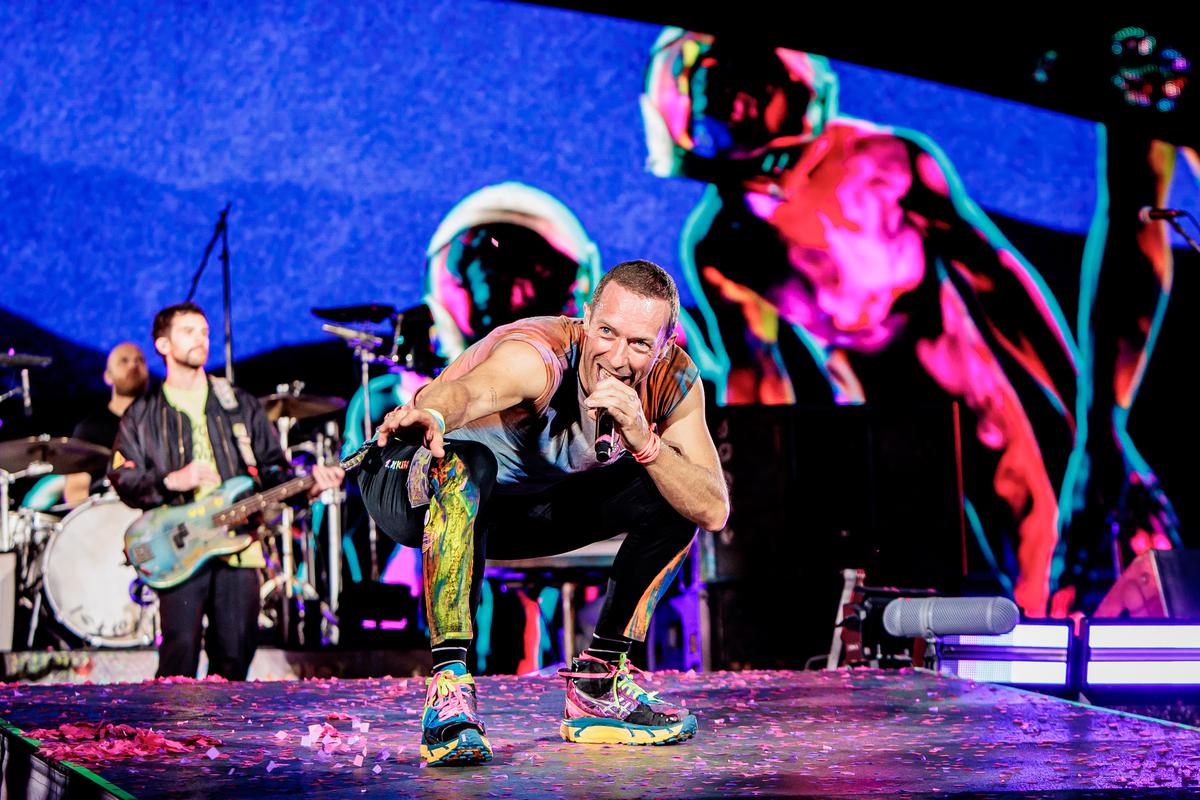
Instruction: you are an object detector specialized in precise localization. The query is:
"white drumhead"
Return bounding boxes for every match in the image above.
[42,496,158,647]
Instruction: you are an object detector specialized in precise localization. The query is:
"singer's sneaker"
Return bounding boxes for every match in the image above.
[558,652,697,745]
[420,663,493,766]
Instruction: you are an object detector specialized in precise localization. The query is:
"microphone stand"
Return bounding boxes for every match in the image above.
[1166,213,1200,256]
[320,322,385,582]
[187,202,235,382]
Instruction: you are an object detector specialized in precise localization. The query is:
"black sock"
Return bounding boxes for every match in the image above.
[584,633,632,664]
[574,633,633,696]
[431,640,470,674]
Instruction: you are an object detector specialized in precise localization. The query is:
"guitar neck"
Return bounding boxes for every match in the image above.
[212,475,316,527]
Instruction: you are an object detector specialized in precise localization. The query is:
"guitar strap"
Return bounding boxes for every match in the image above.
[211,377,262,488]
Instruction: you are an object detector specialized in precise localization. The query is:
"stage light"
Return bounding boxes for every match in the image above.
[939,622,1073,688]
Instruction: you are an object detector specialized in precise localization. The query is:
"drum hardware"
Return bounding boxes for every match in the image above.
[2,463,49,553]
[258,381,347,425]
[316,423,345,644]
[0,352,53,369]
[315,303,445,584]
[0,435,112,474]
[2,436,113,552]
[1,351,52,424]
[318,317,387,583]
[259,386,346,646]
[5,506,59,648]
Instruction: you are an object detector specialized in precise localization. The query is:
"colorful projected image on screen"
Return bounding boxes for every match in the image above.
[1,2,1195,617]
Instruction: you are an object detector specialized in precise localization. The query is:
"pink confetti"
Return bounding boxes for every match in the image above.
[26,722,221,765]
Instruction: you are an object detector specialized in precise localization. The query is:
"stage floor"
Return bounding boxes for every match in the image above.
[3,668,1199,799]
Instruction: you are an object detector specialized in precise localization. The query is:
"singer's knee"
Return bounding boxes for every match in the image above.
[439,441,498,504]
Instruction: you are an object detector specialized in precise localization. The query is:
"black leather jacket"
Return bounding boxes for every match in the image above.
[108,377,289,511]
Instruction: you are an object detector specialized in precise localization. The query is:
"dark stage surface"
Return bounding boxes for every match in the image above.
[2,669,1199,799]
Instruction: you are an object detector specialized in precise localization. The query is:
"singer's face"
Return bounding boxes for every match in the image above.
[158,312,210,370]
[580,283,674,395]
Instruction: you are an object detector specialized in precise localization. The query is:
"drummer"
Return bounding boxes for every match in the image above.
[62,343,149,506]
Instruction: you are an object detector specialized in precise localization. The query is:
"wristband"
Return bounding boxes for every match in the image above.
[632,432,662,464]
[423,407,447,433]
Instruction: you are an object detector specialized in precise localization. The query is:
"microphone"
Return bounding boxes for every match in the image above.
[883,596,1018,639]
[1139,206,1186,223]
[595,410,616,463]
[20,368,31,417]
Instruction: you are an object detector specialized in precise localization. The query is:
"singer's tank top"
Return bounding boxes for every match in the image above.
[420,316,698,494]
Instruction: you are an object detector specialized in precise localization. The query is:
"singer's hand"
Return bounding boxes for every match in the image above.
[584,374,651,452]
[375,405,446,457]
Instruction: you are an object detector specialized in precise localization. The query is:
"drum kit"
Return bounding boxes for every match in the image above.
[0,433,153,648]
[0,302,443,652]
[0,411,351,651]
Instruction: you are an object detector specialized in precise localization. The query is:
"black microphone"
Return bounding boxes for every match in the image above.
[595,410,616,463]
[1139,206,1186,223]
[882,596,1018,639]
[20,368,31,417]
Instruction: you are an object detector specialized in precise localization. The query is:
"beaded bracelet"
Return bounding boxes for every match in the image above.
[632,432,662,464]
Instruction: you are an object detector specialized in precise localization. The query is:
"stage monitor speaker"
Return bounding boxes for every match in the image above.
[1094,549,1200,618]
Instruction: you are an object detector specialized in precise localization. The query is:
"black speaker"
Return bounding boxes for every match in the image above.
[336,581,423,648]
[703,404,794,584]
[789,403,965,592]
[700,402,964,669]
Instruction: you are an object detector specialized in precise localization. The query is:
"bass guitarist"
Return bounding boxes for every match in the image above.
[110,302,344,680]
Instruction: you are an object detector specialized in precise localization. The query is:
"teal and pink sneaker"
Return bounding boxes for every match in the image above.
[420,663,493,766]
[558,652,698,745]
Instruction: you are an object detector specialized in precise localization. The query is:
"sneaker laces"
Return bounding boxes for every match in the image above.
[613,654,662,704]
[425,670,476,723]
[558,652,661,704]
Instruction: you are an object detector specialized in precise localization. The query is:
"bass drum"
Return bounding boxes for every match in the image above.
[42,495,158,647]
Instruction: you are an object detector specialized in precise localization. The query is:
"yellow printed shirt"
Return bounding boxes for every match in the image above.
[163,382,265,569]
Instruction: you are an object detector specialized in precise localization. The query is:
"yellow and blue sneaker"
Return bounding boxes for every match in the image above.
[558,652,697,745]
[420,663,493,766]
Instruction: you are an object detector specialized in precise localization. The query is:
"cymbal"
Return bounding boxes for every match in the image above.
[258,393,347,422]
[0,435,111,473]
[311,304,396,325]
[0,352,52,368]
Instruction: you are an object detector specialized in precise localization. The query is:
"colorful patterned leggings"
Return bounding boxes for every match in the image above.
[357,440,697,646]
